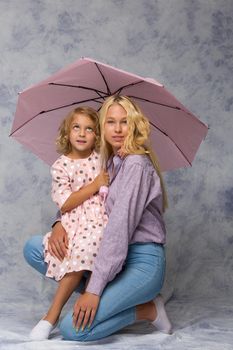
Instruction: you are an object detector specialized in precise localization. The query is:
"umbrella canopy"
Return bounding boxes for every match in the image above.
[10,57,208,171]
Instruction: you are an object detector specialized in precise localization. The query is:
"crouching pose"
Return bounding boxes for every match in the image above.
[24,95,172,342]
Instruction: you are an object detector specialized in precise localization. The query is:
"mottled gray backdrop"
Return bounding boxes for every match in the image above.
[0,0,233,349]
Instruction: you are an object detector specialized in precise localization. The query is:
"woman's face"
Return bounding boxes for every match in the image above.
[104,103,128,154]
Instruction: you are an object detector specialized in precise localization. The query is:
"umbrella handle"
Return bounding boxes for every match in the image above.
[99,186,108,201]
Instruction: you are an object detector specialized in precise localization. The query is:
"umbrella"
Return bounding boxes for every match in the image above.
[10,57,208,171]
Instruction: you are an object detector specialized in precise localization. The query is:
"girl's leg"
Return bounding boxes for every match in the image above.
[29,269,87,340]
[60,243,166,341]
[45,271,84,325]
[23,235,87,293]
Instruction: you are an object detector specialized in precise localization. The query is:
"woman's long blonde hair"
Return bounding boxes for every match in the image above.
[99,95,168,211]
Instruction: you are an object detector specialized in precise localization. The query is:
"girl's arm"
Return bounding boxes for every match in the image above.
[61,170,108,213]
[51,162,108,214]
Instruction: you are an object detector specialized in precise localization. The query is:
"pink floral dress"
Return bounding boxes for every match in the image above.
[43,151,108,281]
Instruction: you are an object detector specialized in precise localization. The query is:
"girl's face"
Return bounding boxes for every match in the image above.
[69,113,96,158]
[104,103,128,154]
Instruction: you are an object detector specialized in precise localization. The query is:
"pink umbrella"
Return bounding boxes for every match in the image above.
[10,57,208,171]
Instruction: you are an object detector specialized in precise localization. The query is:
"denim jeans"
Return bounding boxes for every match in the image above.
[23,235,165,341]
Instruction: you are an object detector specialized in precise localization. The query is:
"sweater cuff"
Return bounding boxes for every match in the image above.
[51,211,61,228]
[85,275,107,296]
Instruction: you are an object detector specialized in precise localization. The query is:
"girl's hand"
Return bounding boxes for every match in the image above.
[73,292,100,331]
[48,221,69,261]
[93,170,109,190]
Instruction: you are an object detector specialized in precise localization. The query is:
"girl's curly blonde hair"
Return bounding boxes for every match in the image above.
[99,95,168,211]
[56,107,100,155]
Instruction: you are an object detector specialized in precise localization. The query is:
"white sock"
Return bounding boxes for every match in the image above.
[151,294,172,334]
[29,319,56,340]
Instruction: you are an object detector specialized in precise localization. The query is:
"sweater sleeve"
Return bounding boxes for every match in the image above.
[86,160,156,296]
[51,210,61,228]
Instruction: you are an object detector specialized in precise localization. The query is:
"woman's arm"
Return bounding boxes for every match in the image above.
[73,157,162,330]
[86,158,161,296]
[72,157,163,330]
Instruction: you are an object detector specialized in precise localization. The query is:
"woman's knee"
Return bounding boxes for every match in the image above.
[23,235,43,265]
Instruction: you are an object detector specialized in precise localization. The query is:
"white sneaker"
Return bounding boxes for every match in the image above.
[151,294,172,334]
[29,319,57,340]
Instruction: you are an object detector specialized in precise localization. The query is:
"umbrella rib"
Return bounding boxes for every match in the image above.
[149,120,192,166]
[127,95,182,111]
[112,80,183,110]
[113,80,145,95]
[95,63,111,95]
[10,97,104,136]
[49,82,109,98]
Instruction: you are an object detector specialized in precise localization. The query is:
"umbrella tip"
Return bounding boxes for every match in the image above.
[145,77,163,87]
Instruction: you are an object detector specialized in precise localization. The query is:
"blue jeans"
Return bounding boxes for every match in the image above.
[24,235,165,341]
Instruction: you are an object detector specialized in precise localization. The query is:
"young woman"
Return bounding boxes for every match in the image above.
[24,95,172,341]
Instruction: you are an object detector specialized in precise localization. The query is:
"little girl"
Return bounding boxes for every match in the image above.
[30,106,109,340]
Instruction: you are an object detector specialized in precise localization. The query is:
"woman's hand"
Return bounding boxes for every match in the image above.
[48,221,68,261]
[73,292,100,331]
[117,146,127,158]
